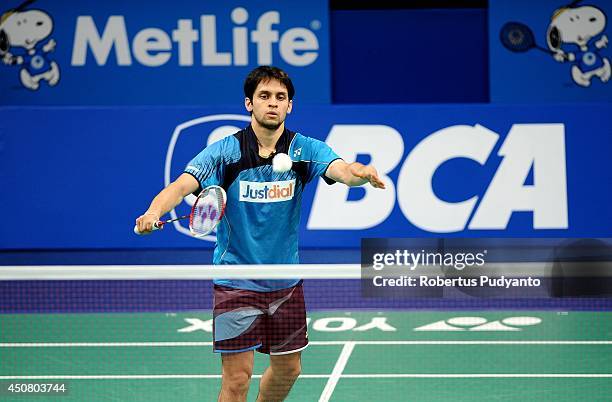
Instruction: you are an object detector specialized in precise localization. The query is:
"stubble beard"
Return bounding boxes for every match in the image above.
[255,113,283,131]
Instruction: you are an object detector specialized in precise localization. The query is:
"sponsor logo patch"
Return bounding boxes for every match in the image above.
[240,180,295,203]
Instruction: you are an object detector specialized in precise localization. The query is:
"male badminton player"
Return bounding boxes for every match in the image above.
[135,66,385,402]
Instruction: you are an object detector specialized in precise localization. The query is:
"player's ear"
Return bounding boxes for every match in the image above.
[245,97,253,113]
[287,99,293,114]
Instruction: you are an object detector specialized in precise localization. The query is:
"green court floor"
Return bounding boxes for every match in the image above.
[1,311,611,401]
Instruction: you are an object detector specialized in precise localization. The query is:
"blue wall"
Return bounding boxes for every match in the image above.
[330,9,488,103]
[1,104,610,250]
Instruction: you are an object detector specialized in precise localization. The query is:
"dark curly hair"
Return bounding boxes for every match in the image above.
[243,66,295,101]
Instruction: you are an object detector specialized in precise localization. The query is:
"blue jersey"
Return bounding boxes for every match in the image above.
[184,125,340,292]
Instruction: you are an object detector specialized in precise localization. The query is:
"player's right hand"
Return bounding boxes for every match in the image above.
[135,211,160,234]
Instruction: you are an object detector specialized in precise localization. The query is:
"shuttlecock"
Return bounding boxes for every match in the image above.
[272,152,293,173]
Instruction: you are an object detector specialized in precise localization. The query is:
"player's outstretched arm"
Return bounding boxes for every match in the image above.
[135,173,200,233]
[325,160,386,189]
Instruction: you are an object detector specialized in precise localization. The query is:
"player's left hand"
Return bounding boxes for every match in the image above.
[350,164,386,189]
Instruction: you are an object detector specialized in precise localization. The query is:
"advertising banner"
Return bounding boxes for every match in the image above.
[0,0,330,105]
[1,103,611,249]
[490,0,612,102]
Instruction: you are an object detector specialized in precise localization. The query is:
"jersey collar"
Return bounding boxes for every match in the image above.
[246,124,291,159]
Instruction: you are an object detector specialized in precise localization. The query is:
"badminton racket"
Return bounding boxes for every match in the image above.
[134,185,227,238]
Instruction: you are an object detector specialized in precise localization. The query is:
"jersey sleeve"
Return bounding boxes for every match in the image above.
[298,136,341,184]
[183,139,228,194]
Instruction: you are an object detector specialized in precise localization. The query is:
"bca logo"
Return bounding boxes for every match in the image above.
[0,1,60,90]
[166,114,249,241]
[308,123,568,233]
[414,316,542,331]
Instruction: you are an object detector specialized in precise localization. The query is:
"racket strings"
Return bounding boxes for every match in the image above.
[189,187,226,237]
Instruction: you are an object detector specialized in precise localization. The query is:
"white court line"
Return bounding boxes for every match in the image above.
[313,340,612,345]
[2,341,610,383]
[0,374,610,380]
[1,340,611,347]
[0,374,328,380]
[318,341,355,402]
[341,374,612,378]
[0,342,214,347]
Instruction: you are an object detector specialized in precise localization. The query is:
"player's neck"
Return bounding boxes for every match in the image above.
[251,121,284,150]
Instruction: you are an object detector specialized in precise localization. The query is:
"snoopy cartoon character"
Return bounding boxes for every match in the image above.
[546,3,610,87]
[0,1,60,90]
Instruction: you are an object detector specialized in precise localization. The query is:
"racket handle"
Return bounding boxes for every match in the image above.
[133,221,162,235]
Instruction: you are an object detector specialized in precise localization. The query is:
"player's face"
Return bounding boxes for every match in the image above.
[246,79,293,131]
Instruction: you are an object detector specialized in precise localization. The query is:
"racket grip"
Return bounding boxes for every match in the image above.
[133,222,162,235]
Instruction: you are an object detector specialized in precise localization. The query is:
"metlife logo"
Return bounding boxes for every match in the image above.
[71,8,321,67]
[0,1,330,105]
